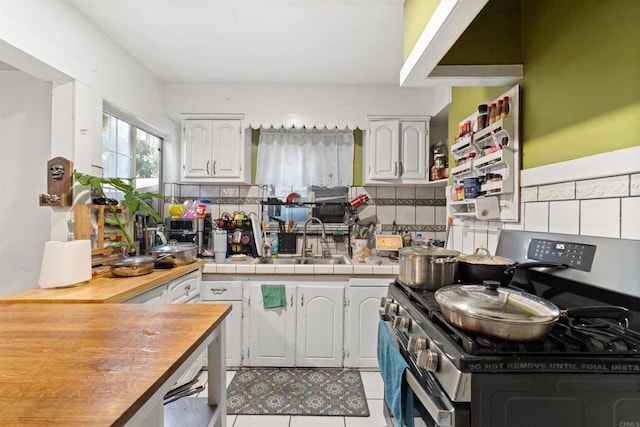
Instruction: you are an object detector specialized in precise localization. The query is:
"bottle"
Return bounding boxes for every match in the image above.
[501,96,510,119]
[489,103,498,124]
[477,104,489,130]
[270,232,279,258]
[496,99,504,121]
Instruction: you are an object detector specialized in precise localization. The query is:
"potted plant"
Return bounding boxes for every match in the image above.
[73,171,164,254]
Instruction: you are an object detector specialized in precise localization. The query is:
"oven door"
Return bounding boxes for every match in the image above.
[380,321,469,427]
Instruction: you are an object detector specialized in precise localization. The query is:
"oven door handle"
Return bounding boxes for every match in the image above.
[406,361,456,427]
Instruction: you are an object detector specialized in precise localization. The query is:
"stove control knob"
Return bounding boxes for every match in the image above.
[407,336,427,353]
[379,297,392,307]
[384,302,399,316]
[416,349,439,372]
[393,316,411,332]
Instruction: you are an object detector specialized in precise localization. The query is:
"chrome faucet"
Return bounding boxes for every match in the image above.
[302,216,326,257]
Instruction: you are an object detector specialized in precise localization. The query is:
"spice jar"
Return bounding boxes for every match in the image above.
[489,102,498,124]
[477,104,489,130]
[501,96,510,119]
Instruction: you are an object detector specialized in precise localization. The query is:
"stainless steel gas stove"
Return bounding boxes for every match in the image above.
[380,230,640,427]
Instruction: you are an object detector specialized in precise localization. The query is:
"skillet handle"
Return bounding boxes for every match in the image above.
[504,262,569,275]
[561,306,632,329]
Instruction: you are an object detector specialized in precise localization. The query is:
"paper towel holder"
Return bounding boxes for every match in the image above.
[38,240,92,289]
[39,157,73,207]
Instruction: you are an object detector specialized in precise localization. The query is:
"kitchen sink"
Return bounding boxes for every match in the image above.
[257,256,349,265]
[257,258,301,265]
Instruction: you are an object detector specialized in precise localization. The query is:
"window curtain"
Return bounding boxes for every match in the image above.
[255,128,354,187]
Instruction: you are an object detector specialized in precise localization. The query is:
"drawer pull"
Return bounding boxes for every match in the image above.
[211,288,228,295]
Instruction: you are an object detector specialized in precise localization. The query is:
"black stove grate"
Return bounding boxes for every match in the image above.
[394,279,640,358]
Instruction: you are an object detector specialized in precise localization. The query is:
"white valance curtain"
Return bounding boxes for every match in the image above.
[255,128,354,187]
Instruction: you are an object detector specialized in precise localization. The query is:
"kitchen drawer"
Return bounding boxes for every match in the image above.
[167,271,201,304]
[201,281,243,301]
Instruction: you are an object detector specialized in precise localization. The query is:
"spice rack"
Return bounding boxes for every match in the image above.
[448,85,521,222]
[74,204,127,256]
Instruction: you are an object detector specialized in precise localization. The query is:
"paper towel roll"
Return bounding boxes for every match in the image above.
[38,240,92,289]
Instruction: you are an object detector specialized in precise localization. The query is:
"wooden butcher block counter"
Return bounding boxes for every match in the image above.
[0,259,207,304]
[0,303,231,427]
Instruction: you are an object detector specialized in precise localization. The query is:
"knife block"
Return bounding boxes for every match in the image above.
[277,233,297,254]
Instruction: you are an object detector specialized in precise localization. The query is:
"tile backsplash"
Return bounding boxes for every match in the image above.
[163,183,448,256]
[449,147,640,255]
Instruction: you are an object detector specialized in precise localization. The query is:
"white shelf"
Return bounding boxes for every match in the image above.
[447,85,521,222]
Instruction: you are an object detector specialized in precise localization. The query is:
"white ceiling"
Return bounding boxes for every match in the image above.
[66,0,405,86]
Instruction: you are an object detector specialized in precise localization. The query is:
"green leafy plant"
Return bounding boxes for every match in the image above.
[73,171,163,246]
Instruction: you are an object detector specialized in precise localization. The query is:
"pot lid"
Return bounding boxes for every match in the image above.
[111,255,155,267]
[148,240,197,254]
[457,248,515,265]
[435,282,559,324]
[399,245,459,258]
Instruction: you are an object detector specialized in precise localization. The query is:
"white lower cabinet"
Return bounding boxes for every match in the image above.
[295,284,344,367]
[247,281,345,367]
[344,280,390,368]
[200,279,244,368]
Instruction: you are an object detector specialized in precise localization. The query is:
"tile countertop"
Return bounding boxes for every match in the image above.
[202,256,399,276]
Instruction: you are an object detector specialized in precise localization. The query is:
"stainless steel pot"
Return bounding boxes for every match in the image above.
[435,281,632,341]
[147,240,197,268]
[110,255,156,277]
[398,244,459,290]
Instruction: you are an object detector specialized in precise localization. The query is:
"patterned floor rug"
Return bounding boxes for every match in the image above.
[226,368,370,416]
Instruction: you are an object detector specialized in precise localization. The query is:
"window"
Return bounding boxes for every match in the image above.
[101,111,162,198]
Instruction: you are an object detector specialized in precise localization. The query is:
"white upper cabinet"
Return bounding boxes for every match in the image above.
[364,116,433,185]
[182,117,251,183]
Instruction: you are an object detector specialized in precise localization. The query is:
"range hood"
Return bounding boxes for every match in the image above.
[400,0,523,87]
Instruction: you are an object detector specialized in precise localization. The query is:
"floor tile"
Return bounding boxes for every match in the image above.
[234,415,290,427]
[345,399,386,427]
[227,415,237,426]
[360,371,384,399]
[290,415,344,427]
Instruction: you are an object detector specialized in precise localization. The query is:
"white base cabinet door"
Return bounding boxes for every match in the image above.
[247,283,297,367]
[295,284,344,367]
[200,279,245,368]
[344,285,388,368]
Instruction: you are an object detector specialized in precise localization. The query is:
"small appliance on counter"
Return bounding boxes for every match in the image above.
[164,214,212,256]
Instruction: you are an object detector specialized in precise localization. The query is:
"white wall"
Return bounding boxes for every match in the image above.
[0,1,177,292]
[0,71,52,296]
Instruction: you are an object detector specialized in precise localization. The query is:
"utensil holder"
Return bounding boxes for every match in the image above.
[278,233,297,254]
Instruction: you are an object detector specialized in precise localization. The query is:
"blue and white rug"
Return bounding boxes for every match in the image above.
[226,368,370,416]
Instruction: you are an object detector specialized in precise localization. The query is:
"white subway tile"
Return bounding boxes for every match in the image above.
[461,224,476,255]
[358,204,377,224]
[548,200,580,235]
[435,186,447,199]
[416,186,435,199]
[362,186,377,198]
[395,205,415,225]
[521,186,538,202]
[524,202,549,232]
[576,175,629,199]
[219,185,240,197]
[239,185,261,198]
[473,222,488,252]
[396,187,415,199]
[580,198,620,238]
[435,206,447,225]
[200,185,220,198]
[416,206,435,225]
[180,185,200,197]
[538,182,575,201]
[631,174,640,196]
[621,197,640,240]
[376,187,395,199]
[376,206,396,225]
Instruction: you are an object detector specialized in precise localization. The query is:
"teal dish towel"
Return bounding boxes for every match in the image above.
[261,284,286,309]
[377,321,415,427]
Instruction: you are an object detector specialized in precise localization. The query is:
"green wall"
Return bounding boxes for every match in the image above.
[403,0,441,60]
[448,0,640,169]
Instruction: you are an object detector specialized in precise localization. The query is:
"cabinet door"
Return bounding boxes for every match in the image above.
[183,120,213,178]
[400,121,428,181]
[344,286,388,368]
[202,300,243,368]
[368,120,400,180]
[295,285,344,367]
[210,120,242,178]
[247,283,296,366]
